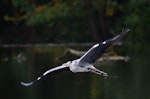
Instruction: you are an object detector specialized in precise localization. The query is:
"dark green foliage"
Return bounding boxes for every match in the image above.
[0,0,149,44]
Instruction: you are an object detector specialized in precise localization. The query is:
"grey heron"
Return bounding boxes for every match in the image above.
[21,28,130,86]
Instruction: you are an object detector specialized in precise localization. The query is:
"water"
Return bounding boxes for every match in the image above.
[0,44,150,99]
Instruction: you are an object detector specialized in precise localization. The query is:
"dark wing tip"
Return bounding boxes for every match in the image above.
[21,82,33,86]
[122,28,130,33]
[126,28,130,32]
[111,28,130,42]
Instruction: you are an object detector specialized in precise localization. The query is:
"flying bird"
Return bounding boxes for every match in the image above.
[21,28,130,86]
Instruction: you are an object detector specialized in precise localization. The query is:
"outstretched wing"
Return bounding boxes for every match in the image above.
[79,28,130,64]
[21,65,70,86]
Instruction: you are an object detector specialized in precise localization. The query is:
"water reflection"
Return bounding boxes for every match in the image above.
[0,44,150,99]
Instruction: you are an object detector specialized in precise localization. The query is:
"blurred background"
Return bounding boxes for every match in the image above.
[0,0,150,99]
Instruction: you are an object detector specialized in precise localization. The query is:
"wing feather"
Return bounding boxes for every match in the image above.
[79,28,130,64]
[21,65,69,86]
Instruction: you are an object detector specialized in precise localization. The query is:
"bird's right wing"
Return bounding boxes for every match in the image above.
[21,65,70,86]
[79,28,130,65]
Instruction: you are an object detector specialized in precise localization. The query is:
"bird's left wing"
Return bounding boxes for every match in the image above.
[21,65,70,86]
[79,28,130,65]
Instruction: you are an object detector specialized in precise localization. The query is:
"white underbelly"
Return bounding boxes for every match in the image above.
[69,65,87,73]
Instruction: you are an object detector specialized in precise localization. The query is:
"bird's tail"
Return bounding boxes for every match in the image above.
[21,65,70,87]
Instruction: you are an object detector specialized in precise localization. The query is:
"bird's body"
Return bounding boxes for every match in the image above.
[21,28,130,86]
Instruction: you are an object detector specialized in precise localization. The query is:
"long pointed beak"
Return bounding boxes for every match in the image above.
[90,68,108,77]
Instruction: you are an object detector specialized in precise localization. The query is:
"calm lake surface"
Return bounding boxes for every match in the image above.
[0,44,150,99]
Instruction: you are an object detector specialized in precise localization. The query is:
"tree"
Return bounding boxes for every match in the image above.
[1,0,149,44]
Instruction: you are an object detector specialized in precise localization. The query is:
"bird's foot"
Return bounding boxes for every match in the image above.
[99,70,108,77]
[101,72,108,77]
[91,68,108,77]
